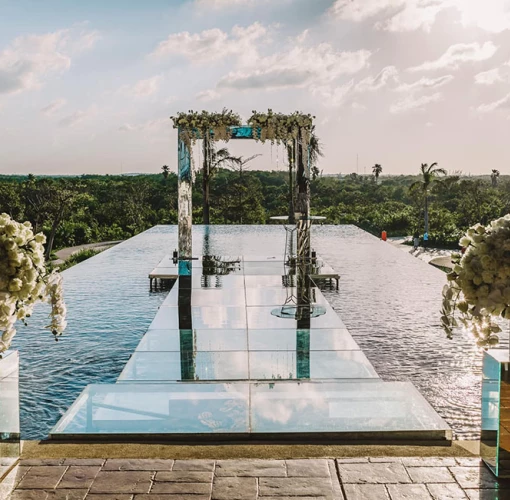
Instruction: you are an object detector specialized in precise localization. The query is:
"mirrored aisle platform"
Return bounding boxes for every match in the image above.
[51,255,451,442]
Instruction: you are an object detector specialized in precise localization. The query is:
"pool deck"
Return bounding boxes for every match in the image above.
[2,455,508,499]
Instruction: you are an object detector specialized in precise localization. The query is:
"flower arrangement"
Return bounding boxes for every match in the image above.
[248,110,315,145]
[441,215,510,347]
[170,108,242,146]
[0,213,66,354]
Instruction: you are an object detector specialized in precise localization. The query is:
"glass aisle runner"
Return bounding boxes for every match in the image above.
[51,255,451,441]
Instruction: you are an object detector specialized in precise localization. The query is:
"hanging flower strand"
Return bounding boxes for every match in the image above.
[0,213,67,354]
[441,215,510,347]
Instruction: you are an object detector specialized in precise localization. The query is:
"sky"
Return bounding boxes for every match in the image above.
[0,0,509,176]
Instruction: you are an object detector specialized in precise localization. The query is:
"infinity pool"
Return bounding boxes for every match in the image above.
[12,225,497,439]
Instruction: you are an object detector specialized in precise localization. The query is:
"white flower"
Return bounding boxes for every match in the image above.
[0,214,66,353]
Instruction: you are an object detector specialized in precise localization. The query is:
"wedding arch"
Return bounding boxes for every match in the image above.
[170,108,316,278]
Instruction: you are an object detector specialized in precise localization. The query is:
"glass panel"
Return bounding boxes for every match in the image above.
[248,329,360,351]
[51,381,450,438]
[245,288,327,307]
[247,306,346,330]
[251,381,451,434]
[243,255,284,262]
[118,352,249,382]
[244,276,294,288]
[149,307,247,330]
[187,275,246,289]
[51,383,250,435]
[0,351,20,459]
[249,351,378,380]
[190,289,246,306]
[138,329,248,352]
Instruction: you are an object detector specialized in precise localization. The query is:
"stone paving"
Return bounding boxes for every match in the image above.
[1,457,510,500]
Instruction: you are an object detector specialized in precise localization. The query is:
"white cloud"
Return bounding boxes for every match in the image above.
[330,0,510,33]
[150,23,266,63]
[351,101,367,111]
[0,28,99,96]
[410,42,498,71]
[330,0,446,32]
[477,93,510,113]
[396,74,454,91]
[355,65,398,92]
[41,98,67,116]
[196,89,220,101]
[475,61,510,84]
[217,45,371,91]
[453,0,510,33]
[118,118,170,133]
[120,75,162,97]
[390,92,442,113]
[311,80,355,107]
[58,109,93,128]
[377,0,447,32]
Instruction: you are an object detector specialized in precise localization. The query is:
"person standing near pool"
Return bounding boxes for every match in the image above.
[423,231,428,248]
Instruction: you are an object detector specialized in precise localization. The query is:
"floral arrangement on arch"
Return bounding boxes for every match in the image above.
[170,109,242,147]
[0,213,67,354]
[441,215,510,347]
[248,109,315,145]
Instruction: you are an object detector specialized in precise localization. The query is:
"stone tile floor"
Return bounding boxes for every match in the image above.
[1,457,510,499]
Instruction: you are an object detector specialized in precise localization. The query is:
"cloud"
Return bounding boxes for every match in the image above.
[390,92,442,113]
[477,93,510,113]
[217,45,371,91]
[474,61,510,84]
[410,42,498,71]
[355,65,398,92]
[118,118,172,143]
[452,0,510,33]
[58,109,92,128]
[330,0,446,32]
[351,101,367,111]
[396,74,454,92]
[196,89,220,101]
[311,80,355,107]
[120,75,162,97]
[150,23,266,63]
[0,28,99,96]
[41,98,67,116]
[330,0,510,33]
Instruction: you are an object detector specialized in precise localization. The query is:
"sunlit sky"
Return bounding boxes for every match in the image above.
[1,0,509,176]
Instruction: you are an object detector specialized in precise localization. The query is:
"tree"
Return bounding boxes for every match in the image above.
[409,162,447,235]
[202,145,241,224]
[491,169,500,188]
[309,126,324,181]
[161,165,170,181]
[372,164,383,182]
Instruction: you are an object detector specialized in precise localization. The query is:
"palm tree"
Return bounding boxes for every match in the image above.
[202,145,241,224]
[161,165,170,181]
[410,162,447,235]
[491,169,500,188]
[372,164,383,182]
[309,125,324,181]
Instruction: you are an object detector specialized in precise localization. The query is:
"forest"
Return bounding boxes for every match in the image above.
[0,168,508,256]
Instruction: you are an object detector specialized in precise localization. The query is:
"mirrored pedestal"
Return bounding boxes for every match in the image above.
[481,349,510,478]
[0,350,20,461]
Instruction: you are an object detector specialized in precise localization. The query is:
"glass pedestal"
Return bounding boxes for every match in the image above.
[0,350,20,461]
[481,349,510,477]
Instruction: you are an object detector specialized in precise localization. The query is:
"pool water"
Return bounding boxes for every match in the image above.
[12,225,497,439]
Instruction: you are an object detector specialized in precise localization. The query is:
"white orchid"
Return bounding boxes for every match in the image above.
[0,213,66,354]
[442,215,510,347]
